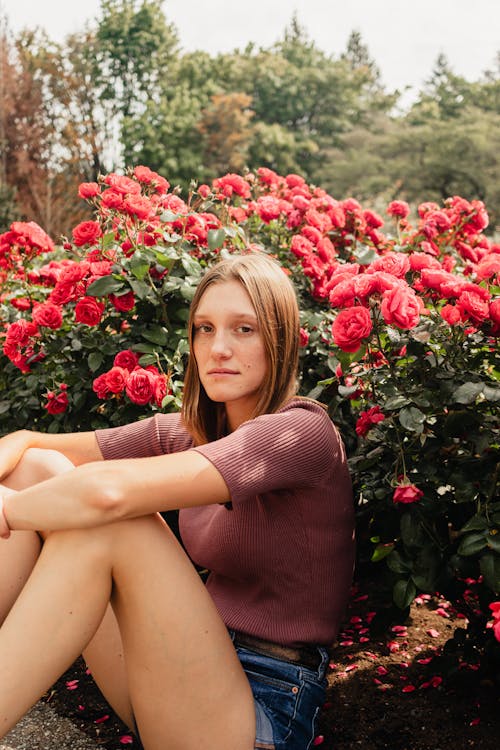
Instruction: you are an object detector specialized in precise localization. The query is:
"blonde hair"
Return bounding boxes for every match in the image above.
[182,252,300,444]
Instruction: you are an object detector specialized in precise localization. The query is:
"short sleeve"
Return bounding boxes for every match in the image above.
[192,402,343,504]
[95,412,192,459]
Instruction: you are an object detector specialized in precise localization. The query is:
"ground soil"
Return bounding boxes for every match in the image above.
[44,570,499,750]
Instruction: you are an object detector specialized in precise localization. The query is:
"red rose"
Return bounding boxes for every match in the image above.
[113,349,140,371]
[489,299,500,326]
[9,221,55,253]
[457,290,490,324]
[78,182,100,200]
[32,302,63,329]
[101,188,124,209]
[45,390,69,415]
[299,328,309,347]
[387,201,410,219]
[331,306,372,353]
[92,373,110,400]
[74,297,105,326]
[72,221,102,247]
[110,291,136,312]
[381,286,421,329]
[123,195,154,221]
[104,173,141,195]
[440,304,461,326]
[153,373,169,407]
[368,253,410,279]
[125,368,155,405]
[355,406,385,437]
[104,366,128,394]
[393,483,423,504]
[133,166,170,193]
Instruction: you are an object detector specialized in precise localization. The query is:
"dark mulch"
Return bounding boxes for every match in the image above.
[44,573,499,750]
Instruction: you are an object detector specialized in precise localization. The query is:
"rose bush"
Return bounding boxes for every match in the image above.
[0,165,498,680]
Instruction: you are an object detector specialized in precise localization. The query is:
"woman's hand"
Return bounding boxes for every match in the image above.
[0,431,31,483]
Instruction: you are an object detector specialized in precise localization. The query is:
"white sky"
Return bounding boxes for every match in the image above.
[1,0,499,100]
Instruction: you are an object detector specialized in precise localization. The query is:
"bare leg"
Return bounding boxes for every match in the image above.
[0,449,132,726]
[0,515,255,749]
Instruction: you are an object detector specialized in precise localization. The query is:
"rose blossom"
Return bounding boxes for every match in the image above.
[299,328,309,347]
[78,182,100,200]
[74,297,105,326]
[125,368,156,405]
[45,388,69,415]
[104,366,129,394]
[110,291,136,312]
[92,373,110,399]
[440,304,461,326]
[72,221,102,247]
[355,406,386,437]
[381,286,421,329]
[32,302,63,329]
[393,483,423,504]
[387,201,410,219]
[457,290,490,324]
[331,306,372,353]
[113,349,140,371]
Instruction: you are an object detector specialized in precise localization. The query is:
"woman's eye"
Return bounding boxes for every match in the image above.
[237,325,253,334]
[196,324,213,334]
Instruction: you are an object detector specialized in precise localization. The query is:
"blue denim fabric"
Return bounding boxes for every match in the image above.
[229,632,329,750]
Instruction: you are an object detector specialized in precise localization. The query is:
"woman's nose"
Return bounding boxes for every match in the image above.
[211,331,232,357]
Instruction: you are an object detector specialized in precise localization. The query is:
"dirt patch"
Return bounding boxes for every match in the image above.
[44,575,499,749]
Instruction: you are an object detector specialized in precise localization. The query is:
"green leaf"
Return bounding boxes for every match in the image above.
[483,385,500,402]
[130,257,150,280]
[207,228,226,251]
[386,550,410,574]
[384,395,410,410]
[460,514,488,533]
[0,401,10,415]
[371,543,394,562]
[400,512,426,548]
[393,578,416,609]
[138,354,158,366]
[181,255,202,277]
[160,210,181,222]
[88,351,103,372]
[479,553,500,593]
[487,532,500,553]
[399,406,425,433]
[457,532,488,556]
[86,275,125,297]
[453,381,484,404]
[142,327,169,345]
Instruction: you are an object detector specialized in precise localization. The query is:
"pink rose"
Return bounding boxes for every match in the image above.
[125,368,155,405]
[440,304,461,326]
[331,306,372,353]
[299,328,310,347]
[393,483,423,504]
[92,373,110,400]
[457,290,490,324]
[381,286,421,329]
[74,297,105,326]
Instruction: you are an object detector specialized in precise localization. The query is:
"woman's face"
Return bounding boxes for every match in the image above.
[192,280,268,430]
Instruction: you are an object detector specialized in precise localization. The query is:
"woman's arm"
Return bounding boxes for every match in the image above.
[0,429,103,480]
[2,450,230,532]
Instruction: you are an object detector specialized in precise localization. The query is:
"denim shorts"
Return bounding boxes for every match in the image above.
[229,631,329,750]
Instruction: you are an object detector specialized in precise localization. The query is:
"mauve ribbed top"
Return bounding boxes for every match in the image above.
[95,398,355,647]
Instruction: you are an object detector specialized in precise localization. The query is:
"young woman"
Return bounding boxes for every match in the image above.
[0,252,355,750]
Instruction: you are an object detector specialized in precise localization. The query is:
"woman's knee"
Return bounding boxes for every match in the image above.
[6,448,74,490]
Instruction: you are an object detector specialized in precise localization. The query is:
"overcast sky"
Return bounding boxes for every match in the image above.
[1,0,499,100]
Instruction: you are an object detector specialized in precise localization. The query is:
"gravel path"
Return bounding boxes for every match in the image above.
[0,702,99,750]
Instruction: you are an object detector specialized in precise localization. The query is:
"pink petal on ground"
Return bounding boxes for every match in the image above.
[313,736,325,745]
[94,715,110,724]
[469,718,481,726]
[417,657,433,665]
[391,625,407,634]
[402,685,416,693]
[120,736,134,745]
[426,629,440,638]
[350,616,363,624]
[359,637,370,643]
[340,640,354,646]
[78,705,85,711]
[65,680,79,690]
[353,594,369,602]
[376,666,389,675]
[387,641,400,653]
[345,664,358,672]
[436,608,450,618]
[430,676,443,687]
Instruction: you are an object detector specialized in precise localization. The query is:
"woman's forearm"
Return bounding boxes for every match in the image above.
[2,451,229,533]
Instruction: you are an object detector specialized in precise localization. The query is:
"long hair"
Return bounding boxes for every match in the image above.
[181,252,300,444]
